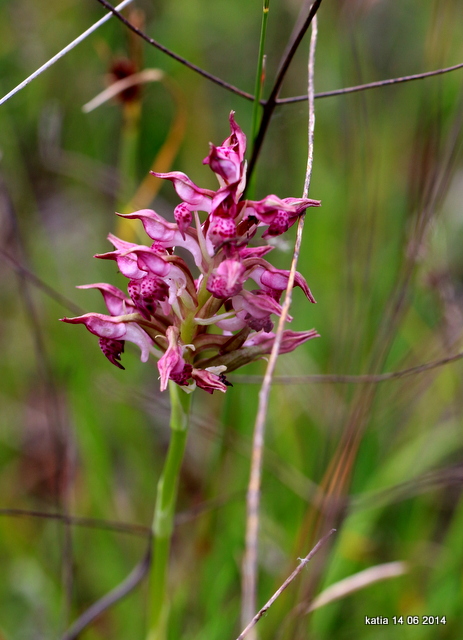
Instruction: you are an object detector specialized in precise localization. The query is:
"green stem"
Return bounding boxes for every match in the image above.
[249,0,270,198]
[251,0,270,146]
[146,382,192,640]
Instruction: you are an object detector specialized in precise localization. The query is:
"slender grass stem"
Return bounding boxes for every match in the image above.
[248,0,270,200]
[147,382,191,640]
[246,0,323,184]
[241,15,319,636]
[251,0,270,146]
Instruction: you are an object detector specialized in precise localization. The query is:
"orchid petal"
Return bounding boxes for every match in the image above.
[191,368,228,394]
[203,144,242,186]
[174,202,193,239]
[243,329,319,354]
[119,245,170,277]
[119,210,204,267]
[61,313,128,339]
[247,262,316,303]
[207,259,245,299]
[157,326,191,391]
[61,313,153,365]
[77,283,133,316]
[150,171,214,211]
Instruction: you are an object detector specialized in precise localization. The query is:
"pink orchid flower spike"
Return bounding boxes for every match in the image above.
[62,112,320,392]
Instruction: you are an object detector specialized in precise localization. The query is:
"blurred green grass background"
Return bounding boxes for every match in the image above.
[1,0,463,638]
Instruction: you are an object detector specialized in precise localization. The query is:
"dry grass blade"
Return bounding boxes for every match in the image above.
[237,528,335,640]
[82,69,165,113]
[241,14,319,634]
[306,561,409,613]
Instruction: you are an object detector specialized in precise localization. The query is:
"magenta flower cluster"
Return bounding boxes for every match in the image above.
[62,113,320,393]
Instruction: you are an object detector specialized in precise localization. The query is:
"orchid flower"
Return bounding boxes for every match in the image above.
[61,112,320,392]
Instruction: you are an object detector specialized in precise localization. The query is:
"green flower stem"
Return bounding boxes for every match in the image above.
[147,382,192,640]
[249,0,270,199]
[251,0,270,145]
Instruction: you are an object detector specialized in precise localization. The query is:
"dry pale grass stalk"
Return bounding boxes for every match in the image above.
[241,14,319,635]
[306,561,409,612]
[237,528,334,640]
[82,69,165,112]
[0,0,134,107]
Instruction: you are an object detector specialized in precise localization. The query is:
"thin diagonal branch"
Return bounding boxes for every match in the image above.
[279,60,463,103]
[0,248,84,315]
[231,348,463,384]
[237,529,335,640]
[94,0,254,102]
[246,0,323,182]
[241,16,318,635]
[0,491,242,536]
[0,0,134,107]
[0,508,151,536]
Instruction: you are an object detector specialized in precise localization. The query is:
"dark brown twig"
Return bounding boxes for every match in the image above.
[0,508,150,536]
[279,60,463,103]
[246,0,323,182]
[94,0,254,101]
[0,490,243,536]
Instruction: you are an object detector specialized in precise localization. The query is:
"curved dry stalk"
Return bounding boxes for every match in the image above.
[61,542,151,640]
[305,561,408,613]
[0,0,134,107]
[241,15,319,635]
[82,69,165,112]
[237,529,335,640]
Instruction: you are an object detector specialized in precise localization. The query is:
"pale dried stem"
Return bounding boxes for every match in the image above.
[241,15,318,635]
[237,528,334,640]
[306,561,408,613]
[0,0,134,107]
[82,69,165,112]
